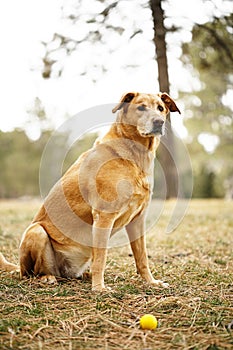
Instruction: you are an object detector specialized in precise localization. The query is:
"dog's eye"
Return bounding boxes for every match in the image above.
[137,105,146,111]
[158,105,164,112]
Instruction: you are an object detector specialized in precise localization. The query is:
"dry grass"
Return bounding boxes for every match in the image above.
[0,199,233,349]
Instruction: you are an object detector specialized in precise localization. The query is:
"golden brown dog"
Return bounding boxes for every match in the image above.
[0,92,180,291]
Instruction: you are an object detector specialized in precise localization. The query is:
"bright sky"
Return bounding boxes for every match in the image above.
[0,0,232,141]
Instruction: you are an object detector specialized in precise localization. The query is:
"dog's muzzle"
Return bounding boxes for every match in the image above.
[151,119,165,136]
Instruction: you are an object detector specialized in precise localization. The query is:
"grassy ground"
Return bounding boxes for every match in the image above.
[0,199,232,350]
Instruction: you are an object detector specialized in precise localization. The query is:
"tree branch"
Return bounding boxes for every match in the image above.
[197,23,233,63]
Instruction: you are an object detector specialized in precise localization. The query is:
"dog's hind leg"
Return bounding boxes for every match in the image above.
[19,223,59,283]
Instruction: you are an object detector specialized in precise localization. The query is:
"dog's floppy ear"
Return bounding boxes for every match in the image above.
[160,92,181,114]
[112,92,138,113]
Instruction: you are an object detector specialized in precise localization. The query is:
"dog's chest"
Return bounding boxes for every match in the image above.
[114,186,150,230]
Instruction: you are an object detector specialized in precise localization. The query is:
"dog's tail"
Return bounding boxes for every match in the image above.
[0,253,19,272]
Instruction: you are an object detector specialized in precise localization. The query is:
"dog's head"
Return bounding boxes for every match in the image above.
[112,92,180,137]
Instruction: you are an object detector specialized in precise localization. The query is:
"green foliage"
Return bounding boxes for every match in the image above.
[181,14,233,198]
[0,129,97,198]
[192,165,225,198]
[0,130,49,198]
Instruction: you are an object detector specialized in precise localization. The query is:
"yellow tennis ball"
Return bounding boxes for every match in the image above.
[139,314,158,330]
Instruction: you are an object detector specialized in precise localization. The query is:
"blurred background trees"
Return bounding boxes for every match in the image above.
[0,130,49,198]
[181,13,233,198]
[0,0,232,199]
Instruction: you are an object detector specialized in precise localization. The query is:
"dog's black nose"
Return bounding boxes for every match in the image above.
[153,119,164,128]
[152,119,164,135]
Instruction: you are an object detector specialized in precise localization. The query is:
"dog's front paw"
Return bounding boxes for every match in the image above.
[151,279,169,288]
[40,275,57,284]
[92,284,112,292]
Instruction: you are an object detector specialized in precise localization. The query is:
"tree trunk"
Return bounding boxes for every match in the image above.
[150,0,178,199]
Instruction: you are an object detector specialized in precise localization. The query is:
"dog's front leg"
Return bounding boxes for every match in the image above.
[91,211,115,291]
[126,216,169,288]
[127,220,155,283]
